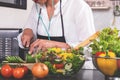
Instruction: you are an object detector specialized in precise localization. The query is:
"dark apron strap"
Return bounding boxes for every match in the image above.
[37,35,66,42]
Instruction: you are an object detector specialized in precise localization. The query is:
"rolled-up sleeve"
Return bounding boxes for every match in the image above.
[24,3,38,37]
[17,3,38,48]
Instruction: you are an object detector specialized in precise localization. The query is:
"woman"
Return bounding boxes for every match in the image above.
[18,0,95,53]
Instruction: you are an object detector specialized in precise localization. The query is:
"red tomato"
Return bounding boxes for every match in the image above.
[117,59,120,69]
[31,63,49,78]
[55,63,64,69]
[1,64,13,78]
[13,67,25,79]
[22,66,28,75]
[95,52,105,57]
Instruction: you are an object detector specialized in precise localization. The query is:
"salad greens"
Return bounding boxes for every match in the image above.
[44,61,56,74]
[37,47,85,76]
[89,27,120,57]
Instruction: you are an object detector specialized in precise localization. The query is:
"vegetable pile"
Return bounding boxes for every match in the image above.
[90,27,120,56]
[2,47,85,77]
[89,27,120,77]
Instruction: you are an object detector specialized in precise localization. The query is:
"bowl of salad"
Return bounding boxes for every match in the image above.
[89,27,120,77]
[31,47,85,76]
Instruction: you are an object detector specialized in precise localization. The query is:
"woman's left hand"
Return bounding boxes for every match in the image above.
[28,39,70,54]
[28,39,57,54]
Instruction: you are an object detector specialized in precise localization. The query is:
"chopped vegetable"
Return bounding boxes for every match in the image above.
[5,56,25,63]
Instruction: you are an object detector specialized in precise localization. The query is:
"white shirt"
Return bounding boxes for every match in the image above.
[18,0,95,48]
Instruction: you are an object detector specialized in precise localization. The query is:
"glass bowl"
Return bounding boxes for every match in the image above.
[92,55,120,77]
[26,47,85,77]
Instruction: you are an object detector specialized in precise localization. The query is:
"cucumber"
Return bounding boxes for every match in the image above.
[15,56,25,63]
[6,56,13,62]
[12,56,16,62]
[26,54,35,63]
[5,56,11,62]
[65,63,72,71]
[54,58,63,64]
[5,56,25,63]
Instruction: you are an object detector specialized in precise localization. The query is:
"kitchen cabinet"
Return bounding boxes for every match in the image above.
[85,0,110,9]
[0,0,27,9]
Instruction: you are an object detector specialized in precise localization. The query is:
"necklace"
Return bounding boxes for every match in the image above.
[36,0,54,40]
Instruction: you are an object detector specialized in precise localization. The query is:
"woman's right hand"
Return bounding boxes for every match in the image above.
[21,28,34,48]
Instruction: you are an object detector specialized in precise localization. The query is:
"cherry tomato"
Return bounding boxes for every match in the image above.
[1,64,13,78]
[13,67,25,79]
[55,63,64,69]
[22,66,29,75]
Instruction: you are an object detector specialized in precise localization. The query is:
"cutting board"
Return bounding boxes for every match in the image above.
[8,63,34,70]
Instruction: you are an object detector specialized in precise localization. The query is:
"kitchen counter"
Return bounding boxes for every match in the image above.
[1,61,119,80]
[1,69,120,80]
[0,69,106,80]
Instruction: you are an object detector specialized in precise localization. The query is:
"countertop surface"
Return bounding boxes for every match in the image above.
[0,69,106,80]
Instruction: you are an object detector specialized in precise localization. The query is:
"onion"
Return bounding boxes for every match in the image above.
[31,63,49,78]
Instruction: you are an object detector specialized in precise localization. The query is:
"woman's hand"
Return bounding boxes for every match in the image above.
[29,39,70,54]
[21,28,34,48]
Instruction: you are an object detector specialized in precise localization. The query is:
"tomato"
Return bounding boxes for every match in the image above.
[117,59,120,69]
[13,67,25,79]
[54,63,64,69]
[1,64,13,78]
[31,63,49,78]
[95,52,105,57]
[22,66,29,75]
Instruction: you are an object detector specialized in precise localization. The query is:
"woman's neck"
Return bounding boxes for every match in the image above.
[46,0,59,7]
[45,0,59,19]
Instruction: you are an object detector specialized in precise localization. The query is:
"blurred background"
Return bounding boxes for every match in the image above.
[0,0,120,31]
[0,0,120,30]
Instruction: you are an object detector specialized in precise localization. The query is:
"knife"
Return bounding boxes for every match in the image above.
[74,31,100,49]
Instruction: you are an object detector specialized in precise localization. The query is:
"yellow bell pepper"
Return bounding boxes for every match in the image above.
[96,51,117,76]
[54,48,62,53]
[59,53,73,60]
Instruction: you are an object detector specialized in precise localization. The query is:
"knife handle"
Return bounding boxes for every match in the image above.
[75,31,99,49]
